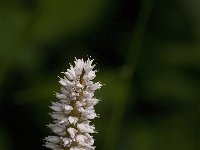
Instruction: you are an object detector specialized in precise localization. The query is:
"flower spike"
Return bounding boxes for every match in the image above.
[44,58,102,150]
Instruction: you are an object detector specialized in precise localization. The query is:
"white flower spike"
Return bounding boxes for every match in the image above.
[44,58,102,150]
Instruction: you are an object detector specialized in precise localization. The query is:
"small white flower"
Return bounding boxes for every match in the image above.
[63,105,73,111]
[48,124,65,135]
[56,93,67,100]
[89,82,102,91]
[60,87,70,95]
[86,98,99,107]
[45,136,60,144]
[50,102,63,112]
[77,123,95,133]
[76,134,85,143]
[70,147,79,150]
[45,142,60,149]
[61,137,71,146]
[68,116,78,125]
[76,83,83,89]
[67,127,77,138]
[44,58,102,149]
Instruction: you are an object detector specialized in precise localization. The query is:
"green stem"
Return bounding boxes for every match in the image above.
[103,0,155,149]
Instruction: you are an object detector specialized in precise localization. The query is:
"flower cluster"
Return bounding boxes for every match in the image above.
[44,58,102,150]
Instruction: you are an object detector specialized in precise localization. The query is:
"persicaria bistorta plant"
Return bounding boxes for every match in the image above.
[44,58,102,150]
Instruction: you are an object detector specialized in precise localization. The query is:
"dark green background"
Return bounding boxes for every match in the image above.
[0,0,199,150]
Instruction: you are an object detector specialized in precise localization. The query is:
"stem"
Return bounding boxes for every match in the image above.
[104,0,155,149]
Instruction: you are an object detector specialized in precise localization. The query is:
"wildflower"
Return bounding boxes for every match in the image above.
[44,58,102,150]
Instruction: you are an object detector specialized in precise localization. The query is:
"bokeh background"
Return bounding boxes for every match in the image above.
[0,0,200,150]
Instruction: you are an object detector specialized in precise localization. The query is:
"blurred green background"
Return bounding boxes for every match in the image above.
[0,0,200,150]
